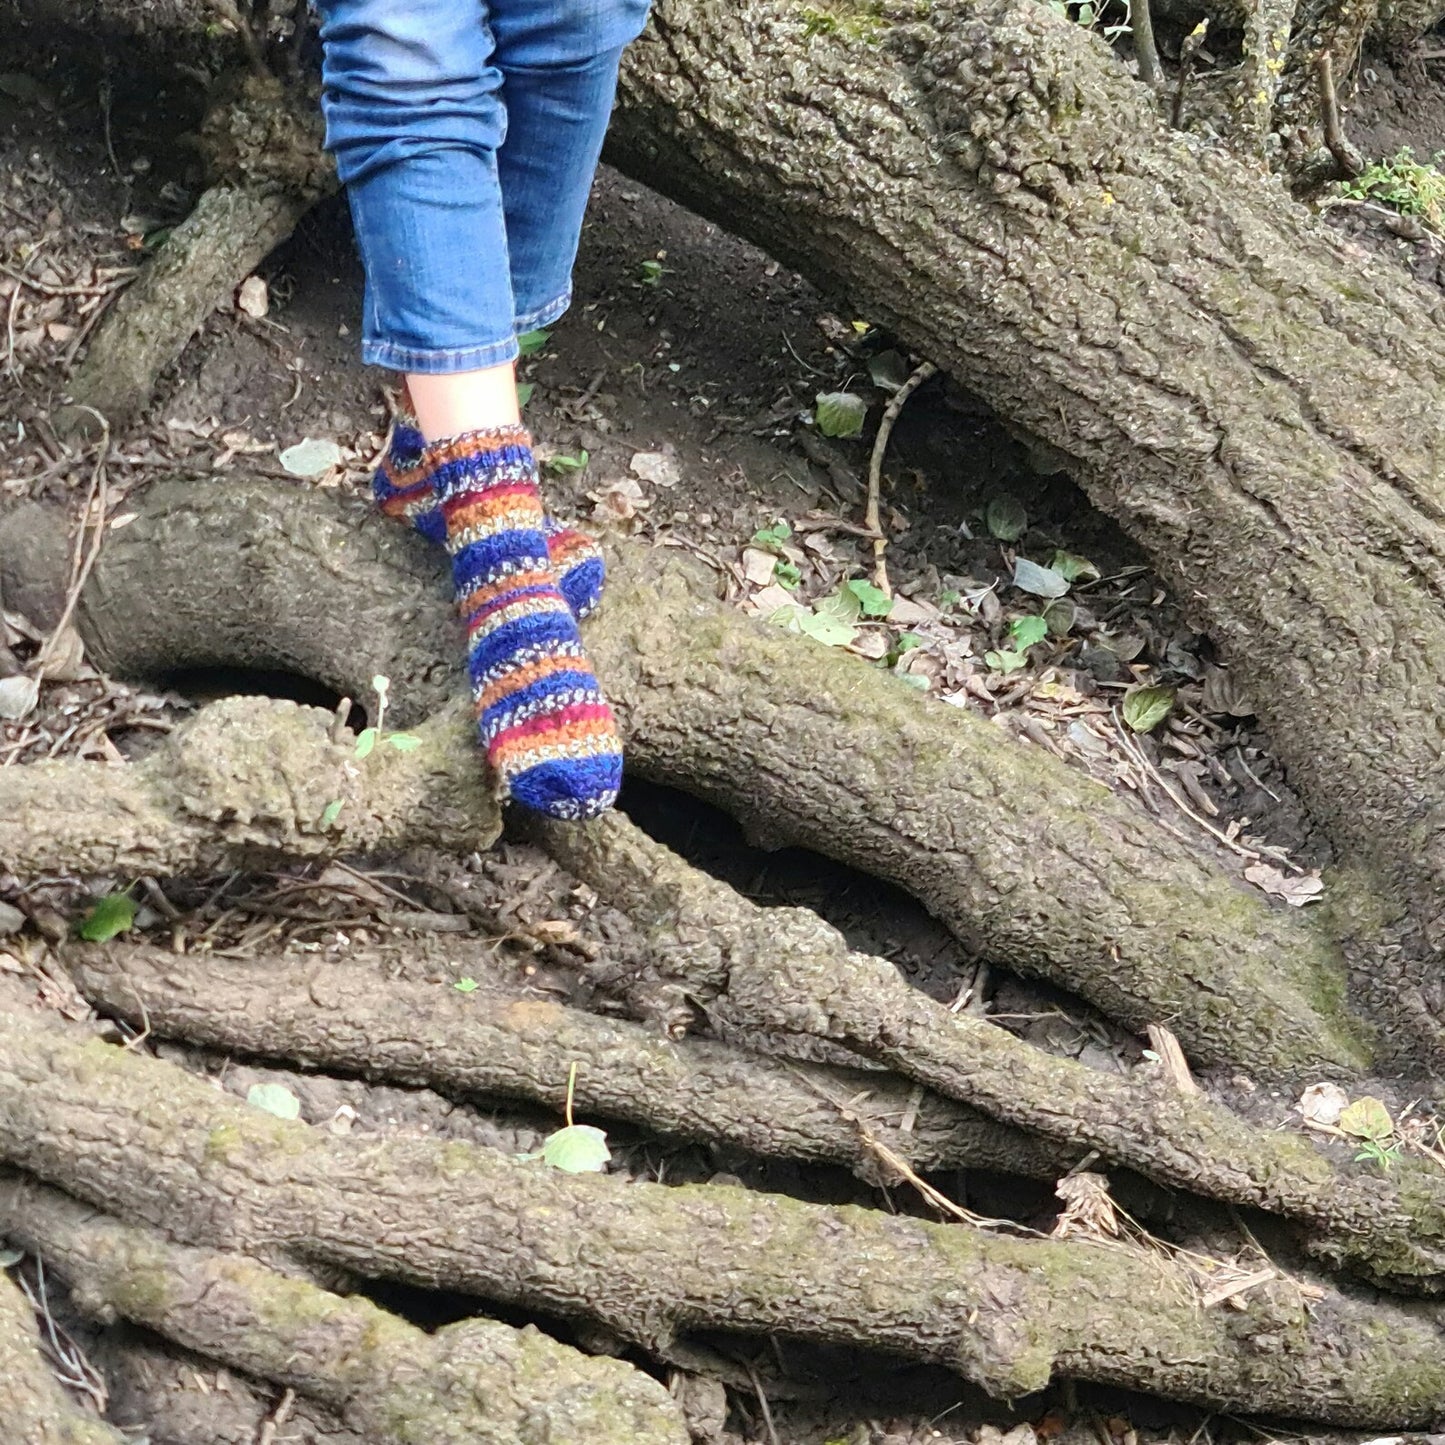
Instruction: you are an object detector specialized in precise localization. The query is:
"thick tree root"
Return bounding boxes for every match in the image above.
[604,0,1445,964]
[66,945,1065,1183]
[58,185,310,437]
[0,1172,689,1445]
[0,477,1368,1080]
[1,1011,1445,1424]
[0,692,500,876]
[0,1265,126,1445]
[538,810,1445,1289]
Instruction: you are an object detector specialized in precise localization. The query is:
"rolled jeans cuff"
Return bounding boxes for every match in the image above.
[362,288,569,373]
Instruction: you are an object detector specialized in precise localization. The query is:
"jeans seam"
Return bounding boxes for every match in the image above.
[514,287,571,332]
[364,336,522,372]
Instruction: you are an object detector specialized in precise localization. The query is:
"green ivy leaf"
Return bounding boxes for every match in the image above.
[517,328,551,357]
[540,1123,611,1173]
[984,648,1027,675]
[1050,550,1101,583]
[1010,614,1049,650]
[1122,684,1175,733]
[516,382,536,408]
[77,893,137,942]
[797,609,858,648]
[246,1083,301,1120]
[354,727,378,760]
[845,579,894,618]
[814,391,867,438]
[386,732,422,752]
[986,496,1028,541]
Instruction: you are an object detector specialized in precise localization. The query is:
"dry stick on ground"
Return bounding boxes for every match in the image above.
[2,1013,1445,1425]
[0,691,501,877]
[67,944,1066,1183]
[0,1174,689,1445]
[1317,52,1365,178]
[535,810,1445,1288]
[0,1266,127,1445]
[7,477,1370,1081]
[865,359,938,596]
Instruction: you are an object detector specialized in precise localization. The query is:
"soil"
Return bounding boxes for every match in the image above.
[2,37,1444,1445]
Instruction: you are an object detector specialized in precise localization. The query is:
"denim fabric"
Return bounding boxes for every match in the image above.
[316,0,651,373]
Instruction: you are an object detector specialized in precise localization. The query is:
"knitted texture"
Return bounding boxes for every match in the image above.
[374,421,605,619]
[389,427,622,819]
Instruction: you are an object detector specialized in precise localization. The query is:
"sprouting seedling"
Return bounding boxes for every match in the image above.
[354,674,421,758]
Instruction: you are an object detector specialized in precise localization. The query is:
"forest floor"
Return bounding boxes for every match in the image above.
[2,45,1444,1445]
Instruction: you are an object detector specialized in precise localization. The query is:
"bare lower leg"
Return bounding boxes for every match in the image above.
[407,363,520,442]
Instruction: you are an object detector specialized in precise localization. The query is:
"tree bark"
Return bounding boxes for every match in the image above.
[602,0,1445,981]
[4,1011,1445,1425]
[0,477,1368,1080]
[0,1174,690,1445]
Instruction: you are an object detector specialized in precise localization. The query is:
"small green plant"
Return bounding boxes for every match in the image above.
[985,614,1049,674]
[517,328,551,358]
[637,258,666,285]
[1048,0,1132,38]
[752,520,793,548]
[543,449,589,476]
[1339,148,1445,233]
[454,977,480,994]
[77,892,138,942]
[522,1063,611,1174]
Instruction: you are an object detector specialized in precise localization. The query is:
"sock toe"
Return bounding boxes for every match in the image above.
[508,753,623,819]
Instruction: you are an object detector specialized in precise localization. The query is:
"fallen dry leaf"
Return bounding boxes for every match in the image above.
[628,447,680,488]
[1297,1081,1350,1127]
[1243,862,1324,906]
[588,476,649,525]
[740,547,779,586]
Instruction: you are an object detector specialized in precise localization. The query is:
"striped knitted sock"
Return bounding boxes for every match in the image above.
[374,421,606,620]
[389,426,622,819]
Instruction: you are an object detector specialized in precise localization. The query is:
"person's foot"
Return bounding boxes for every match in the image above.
[387,426,622,819]
[374,421,606,619]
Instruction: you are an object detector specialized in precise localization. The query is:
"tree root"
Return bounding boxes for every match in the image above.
[58,185,311,438]
[66,944,1066,1184]
[2,1009,1445,1424]
[0,1172,690,1445]
[0,692,500,877]
[0,1265,126,1445]
[0,476,1369,1080]
[537,810,1445,1289]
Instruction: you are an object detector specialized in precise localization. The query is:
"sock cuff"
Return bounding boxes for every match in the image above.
[388,425,536,497]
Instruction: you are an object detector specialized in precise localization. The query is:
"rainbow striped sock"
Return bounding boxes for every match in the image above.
[390,427,622,819]
[374,421,605,620]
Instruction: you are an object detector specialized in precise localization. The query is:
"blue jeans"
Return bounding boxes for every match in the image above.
[316,0,651,374]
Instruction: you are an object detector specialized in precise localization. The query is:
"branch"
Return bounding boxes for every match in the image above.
[0,1173,689,1445]
[0,477,1368,1080]
[67,945,1065,1183]
[537,810,1445,1288]
[0,693,501,877]
[1,1011,1444,1423]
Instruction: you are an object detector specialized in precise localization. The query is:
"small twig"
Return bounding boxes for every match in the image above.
[1317,53,1364,178]
[98,76,122,178]
[745,1362,781,1445]
[1171,19,1210,128]
[865,359,937,597]
[34,414,111,678]
[209,0,272,76]
[1133,0,1163,86]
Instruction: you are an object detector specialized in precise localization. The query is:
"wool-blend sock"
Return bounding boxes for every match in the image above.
[388,426,622,819]
[374,421,606,620]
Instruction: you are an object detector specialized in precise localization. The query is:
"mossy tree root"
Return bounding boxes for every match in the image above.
[66,945,1065,1184]
[0,1265,127,1445]
[0,1172,690,1445]
[0,476,1369,1081]
[537,810,1445,1289]
[3,1011,1445,1424]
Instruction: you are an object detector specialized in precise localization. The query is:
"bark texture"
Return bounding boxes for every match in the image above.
[0,476,1368,1080]
[0,692,500,876]
[67,945,1064,1183]
[539,810,1445,1288]
[604,0,1445,980]
[3,1011,1445,1423]
[0,1174,690,1445]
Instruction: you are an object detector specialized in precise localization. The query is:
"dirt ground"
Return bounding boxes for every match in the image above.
[2,41,1444,1445]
